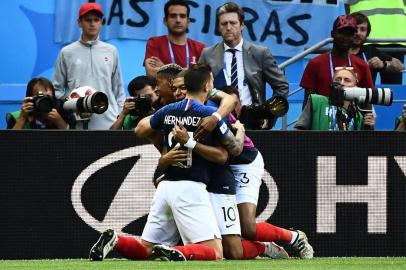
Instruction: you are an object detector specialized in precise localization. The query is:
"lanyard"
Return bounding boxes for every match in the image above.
[329,53,352,80]
[361,52,368,62]
[168,38,189,67]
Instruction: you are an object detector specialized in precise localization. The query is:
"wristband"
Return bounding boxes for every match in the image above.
[184,137,197,149]
[212,112,222,122]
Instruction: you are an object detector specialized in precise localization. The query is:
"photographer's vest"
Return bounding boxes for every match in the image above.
[310,95,363,131]
[349,0,406,45]
[6,111,30,129]
[6,111,47,129]
[395,116,404,130]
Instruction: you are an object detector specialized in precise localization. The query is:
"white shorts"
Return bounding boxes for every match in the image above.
[209,193,241,236]
[230,151,264,205]
[141,180,221,246]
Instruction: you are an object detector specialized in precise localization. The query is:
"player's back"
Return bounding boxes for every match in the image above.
[151,98,229,185]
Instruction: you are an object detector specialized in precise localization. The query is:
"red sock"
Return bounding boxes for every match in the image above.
[114,234,149,260]
[255,222,293,243]
[173,244,217,260]
[241,240,265,259]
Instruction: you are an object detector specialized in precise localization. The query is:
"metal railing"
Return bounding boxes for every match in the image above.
[277,37,406,130]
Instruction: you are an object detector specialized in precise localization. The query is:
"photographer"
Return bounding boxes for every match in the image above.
[6,77,74,129]
[110,76,158,130]
[295,68,375,131]
[394,104,406,131]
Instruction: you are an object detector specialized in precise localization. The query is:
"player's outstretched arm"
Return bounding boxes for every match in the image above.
[194,90,238,140]
[219,128,244,157]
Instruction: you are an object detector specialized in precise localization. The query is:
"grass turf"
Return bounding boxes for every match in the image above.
[0,258,405,270]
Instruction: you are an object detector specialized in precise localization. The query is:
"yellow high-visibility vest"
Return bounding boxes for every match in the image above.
[349,0,406,45]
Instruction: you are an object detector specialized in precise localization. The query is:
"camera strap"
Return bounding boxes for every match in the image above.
[328,105,355,131]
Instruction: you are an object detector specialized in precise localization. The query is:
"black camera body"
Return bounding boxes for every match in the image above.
[239,96,289,130]
[129,94,153,117]
[31,92,56,114]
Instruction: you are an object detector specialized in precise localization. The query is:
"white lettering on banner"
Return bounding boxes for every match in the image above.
[394,156,406,176]
[71,145,161,233]
[164,115,201,126]
[317,156,387,234]
[71,144,279,233]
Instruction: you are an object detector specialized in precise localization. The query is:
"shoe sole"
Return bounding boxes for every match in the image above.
[270,243,290,259]
[89,229,115,261]
[151,245,186,261]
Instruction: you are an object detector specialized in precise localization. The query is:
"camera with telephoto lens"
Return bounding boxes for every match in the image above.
[329,82,393,106]
[129,94,153,117]
[62,91,108,114]
[31,92,56,113]
[239,96,289,129]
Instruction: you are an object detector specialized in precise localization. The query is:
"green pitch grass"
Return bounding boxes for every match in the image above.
[1,258,405,270]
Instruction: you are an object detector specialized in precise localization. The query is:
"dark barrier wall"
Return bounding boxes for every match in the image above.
[0,131,405,259]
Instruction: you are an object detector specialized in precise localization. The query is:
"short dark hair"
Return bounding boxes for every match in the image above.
[157,64,183,81]
[219,85,240,99]
[216,2,244,25]
[350,12,371,36]
[164,0,190,18]
[26,77,55,97]
[127,76,157,96]
[184,64,212,94]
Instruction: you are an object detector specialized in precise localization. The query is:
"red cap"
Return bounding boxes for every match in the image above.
[78,3,104,18]
[332,15,357,32]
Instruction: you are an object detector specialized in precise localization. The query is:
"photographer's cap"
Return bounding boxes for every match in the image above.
[332,15,356,32]
[79,3,104,18]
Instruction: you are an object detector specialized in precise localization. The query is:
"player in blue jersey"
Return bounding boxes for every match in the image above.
[169,71,289,260]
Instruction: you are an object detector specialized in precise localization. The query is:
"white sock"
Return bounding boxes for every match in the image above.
[290,231,298,245]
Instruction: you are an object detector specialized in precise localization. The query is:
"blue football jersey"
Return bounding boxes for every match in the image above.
[150,98,230,184]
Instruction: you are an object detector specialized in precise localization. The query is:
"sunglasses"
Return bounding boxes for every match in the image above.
[335,67,354,71]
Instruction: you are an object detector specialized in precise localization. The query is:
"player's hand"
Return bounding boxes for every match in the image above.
[194,115,218,141]
[172,123,190,145]
[159,144,188,168]
[232,120,245,133]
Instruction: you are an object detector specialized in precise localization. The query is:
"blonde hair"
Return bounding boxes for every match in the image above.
[333,68,358,84]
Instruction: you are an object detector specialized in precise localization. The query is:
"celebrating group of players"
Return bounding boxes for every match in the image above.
[88,63,314,261]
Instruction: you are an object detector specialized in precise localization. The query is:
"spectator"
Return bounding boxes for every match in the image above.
[6,77,74,129]
[295,68,375,130]
[144,0,205,78]
[110,76,158,130]
[52,2,126,129]
[349,12,404,83]
[394,104,406,131]
[300,15,374,108]
[199,2,288,130]
[346,0,406,84]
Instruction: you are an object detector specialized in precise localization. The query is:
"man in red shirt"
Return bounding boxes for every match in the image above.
[300,15,374,107]
[144,0,205,77]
